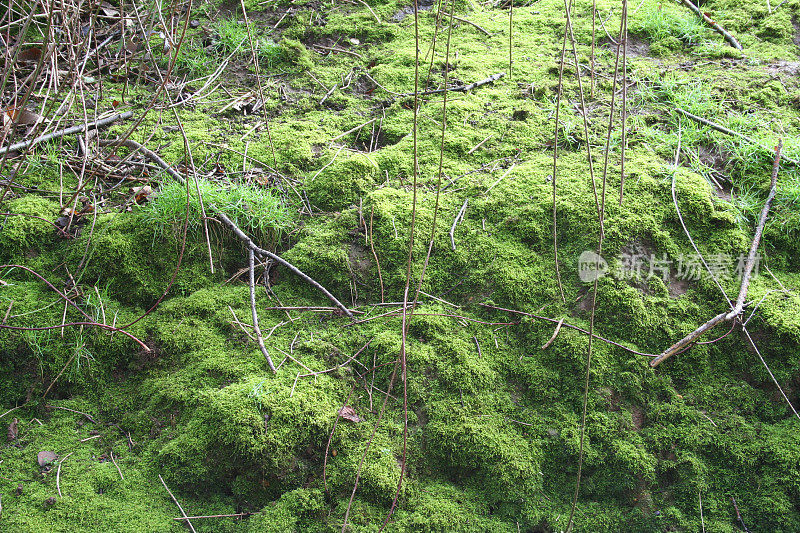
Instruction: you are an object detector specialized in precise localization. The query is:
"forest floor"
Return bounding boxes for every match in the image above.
[2,0,800,531]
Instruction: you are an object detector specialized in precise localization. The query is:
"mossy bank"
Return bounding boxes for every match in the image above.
[2,0,800,531]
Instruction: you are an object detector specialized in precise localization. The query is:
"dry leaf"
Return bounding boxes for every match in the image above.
[16,47,42,62]
[338,405,361,423]
[7,417,18,441]
[131,186,154,204]
[2,107,44,127]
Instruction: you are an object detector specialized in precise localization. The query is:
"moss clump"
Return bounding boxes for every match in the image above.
[0,196,60,261]
[279,38,313,71]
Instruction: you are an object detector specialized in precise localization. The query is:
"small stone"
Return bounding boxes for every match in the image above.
[349,38,360,46]
[44,496,56,507]
[37,451,58,467]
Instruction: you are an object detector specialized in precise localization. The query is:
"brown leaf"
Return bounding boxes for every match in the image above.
[16,47,42,62]
[2,106,43,126]
[338,405,361,423]
[37,450,58,467]
[7,417,18,440]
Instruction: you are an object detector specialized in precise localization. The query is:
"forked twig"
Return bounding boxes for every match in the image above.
[215,212,353,317]
[651,140,783,367]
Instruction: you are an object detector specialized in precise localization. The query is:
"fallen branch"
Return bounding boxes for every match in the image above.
[215,212,353,317]
[249,249,277,372]
[651,140,783,367]
[0,111,133,156]
[678,0,742,50]
[674,108,799,166]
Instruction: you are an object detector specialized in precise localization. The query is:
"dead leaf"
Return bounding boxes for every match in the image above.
[7,417,18,441]
[16,47,42,62]
[131,185,154,204]
[99,1,119,17]
[37,450,57,467]
[338,405,361,423]
[2,107,44,127]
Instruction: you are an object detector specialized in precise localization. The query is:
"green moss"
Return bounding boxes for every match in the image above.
[0,196,60,261]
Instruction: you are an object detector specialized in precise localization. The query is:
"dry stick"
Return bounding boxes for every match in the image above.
[508,0,513,78]
[385,1,448,526]
[590,0,596,98]
[56,452,73,498]
[216,212,353,318]
[449,198,468,250]
[541,318,565,349]
[399,72,504,97]
[110,450,124,480]
[99,138,185,183]
[731,497,751,533]
[678,0,742,50]
[249,249,277,372]
[46,407,93,427]
[619,0,628,206]
[742,325,800,420]
[467,134,493,154]
[240,0,276,165]
[567,1,618,525]
[674,107,799,166]
[651,140,783,368]
[159,475,197,533]
[0,111,132,156]
[328,118,377,143]
[477,304,657,355]
[357,0,380,23]
[42,352,77,400]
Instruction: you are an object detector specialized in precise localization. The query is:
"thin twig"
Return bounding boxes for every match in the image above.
[541,318,564,349]
[449,198,468,250]
[174,513,252,520]
[651,141,783,367]
[159,474,196,533]
[674,108,799,166]
[441,11,490,36]
[110,450,124,480]
[56,452,73,498]
[249,249,277,372]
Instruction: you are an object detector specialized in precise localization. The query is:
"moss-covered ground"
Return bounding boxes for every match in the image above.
[2,0,800,530]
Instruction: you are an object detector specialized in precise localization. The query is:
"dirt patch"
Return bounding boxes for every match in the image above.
[631,405,646,430]
[602,35,650,57]
[668,277,690,298]
[390,0,435,23]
